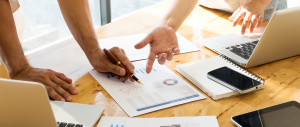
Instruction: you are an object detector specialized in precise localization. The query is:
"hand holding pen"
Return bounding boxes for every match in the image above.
[88,47,136,82]
[103,48,143,85]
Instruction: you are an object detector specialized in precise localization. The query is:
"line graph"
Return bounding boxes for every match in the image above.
[119,85,144,95]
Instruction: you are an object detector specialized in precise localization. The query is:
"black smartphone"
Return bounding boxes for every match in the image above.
[207,66,263,94]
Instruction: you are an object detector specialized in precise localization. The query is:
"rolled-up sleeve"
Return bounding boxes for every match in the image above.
[8,0,20,13]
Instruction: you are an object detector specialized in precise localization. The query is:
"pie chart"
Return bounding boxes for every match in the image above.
[163,79,178,86]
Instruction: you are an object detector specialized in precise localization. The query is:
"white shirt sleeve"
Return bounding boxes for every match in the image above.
[8,0,20,13]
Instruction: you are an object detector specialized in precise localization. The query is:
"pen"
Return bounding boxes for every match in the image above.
[103,48,143,85]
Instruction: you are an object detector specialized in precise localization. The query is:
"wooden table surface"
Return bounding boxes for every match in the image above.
[1,1,300,127]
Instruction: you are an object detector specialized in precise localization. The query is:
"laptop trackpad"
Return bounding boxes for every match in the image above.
[51,102,104,127]
[50,101,64,114]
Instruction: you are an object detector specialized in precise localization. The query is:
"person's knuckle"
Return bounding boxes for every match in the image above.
[55,84,62,89]
[57,81,66,86]
[38,74,47,80]
[57,72,65,76]
[259,16,264,20]
[244,18,250,22]
[46,87,54,93]
[111,46,119,51]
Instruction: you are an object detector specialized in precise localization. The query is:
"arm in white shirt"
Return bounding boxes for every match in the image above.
[134,0,199,73]
[229,0,272,34]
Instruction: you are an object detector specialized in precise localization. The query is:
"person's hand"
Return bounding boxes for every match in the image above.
[135,26,180,73]
[229,0,266,35]
[88,47,135,82]
[11,65,77,102]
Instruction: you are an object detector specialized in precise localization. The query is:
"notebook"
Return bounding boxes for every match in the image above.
[176,55,264,100]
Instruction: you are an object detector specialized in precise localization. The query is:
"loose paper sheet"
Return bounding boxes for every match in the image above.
[98,33,200,61]
[90,60,206,117]
[97,116,220,127]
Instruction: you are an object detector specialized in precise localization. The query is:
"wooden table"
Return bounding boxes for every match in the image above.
[1,1,300,127]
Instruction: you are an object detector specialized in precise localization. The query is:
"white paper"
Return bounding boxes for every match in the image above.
[127,116,219,127]
[90,60,206,117]
[97,116,219,127]
[97,117,128,127]
[98,33,200,61]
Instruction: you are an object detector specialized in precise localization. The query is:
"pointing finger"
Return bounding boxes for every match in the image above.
[146,52,156,74]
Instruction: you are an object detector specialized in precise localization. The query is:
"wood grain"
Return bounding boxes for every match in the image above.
[0,1,298,127]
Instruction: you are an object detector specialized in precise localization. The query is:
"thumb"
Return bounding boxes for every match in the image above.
[106,63,127,76]
[135,34,152,49]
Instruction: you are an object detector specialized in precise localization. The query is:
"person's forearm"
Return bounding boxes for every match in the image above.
[0,0,29,77]
[57,0,100,59]
[251,0,272,7]
[158,0,198,31]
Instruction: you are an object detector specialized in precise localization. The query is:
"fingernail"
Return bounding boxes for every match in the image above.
[119,69,125,75]
[73,90,78,94]
[67,96,72,102]
[60,99,66,102]
[174,47,179,51]
[169,50,172,53]
[163,55,167,59]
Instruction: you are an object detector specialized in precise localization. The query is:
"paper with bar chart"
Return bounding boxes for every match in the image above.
[97,117,128,127]
[97,116,219,127]
[89,60,206,117]
[98,33,200,61]
[127,116,219,127]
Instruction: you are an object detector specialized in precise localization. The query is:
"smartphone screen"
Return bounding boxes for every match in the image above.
[208,66,261,91]
[232,101,300,127]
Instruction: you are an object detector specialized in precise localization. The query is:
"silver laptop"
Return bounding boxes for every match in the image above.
[202,7,300,68]
[0,79,104,127]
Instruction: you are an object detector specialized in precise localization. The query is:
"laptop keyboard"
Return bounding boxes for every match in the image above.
[225,40,259,60]
[57,122,83,127]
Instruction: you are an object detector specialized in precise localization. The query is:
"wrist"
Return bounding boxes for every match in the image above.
[8,63,31,79]
[86,47,104,67]
[157,17,179,31]
[250,0,271,7]
[79,37,101,58]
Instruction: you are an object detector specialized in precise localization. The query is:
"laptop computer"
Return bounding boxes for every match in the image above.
[202,7,300,68]
[0,79,104,127]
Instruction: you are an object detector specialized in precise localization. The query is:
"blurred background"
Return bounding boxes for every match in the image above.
[21,0,163,52]
[20,0,300,53]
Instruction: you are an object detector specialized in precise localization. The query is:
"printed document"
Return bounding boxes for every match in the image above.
[90,60,206,117]
[97,116,220,127]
